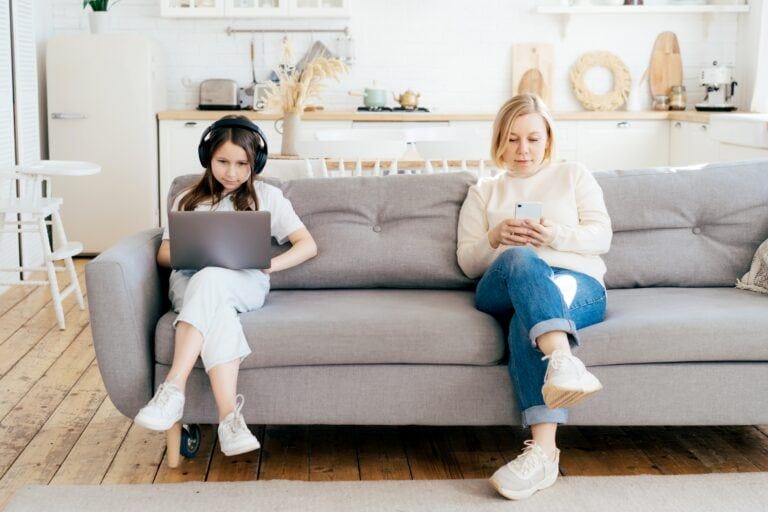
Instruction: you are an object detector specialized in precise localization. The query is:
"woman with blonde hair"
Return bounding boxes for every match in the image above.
[457,93,612,500]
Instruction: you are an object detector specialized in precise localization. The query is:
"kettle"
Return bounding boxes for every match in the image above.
[393,89,420,110]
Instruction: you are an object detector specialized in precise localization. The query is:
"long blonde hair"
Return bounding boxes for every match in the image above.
[491,93,556,168]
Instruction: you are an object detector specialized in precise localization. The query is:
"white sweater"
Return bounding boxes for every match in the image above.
[457,161,612,285]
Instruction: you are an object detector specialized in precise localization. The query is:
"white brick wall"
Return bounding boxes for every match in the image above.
[35,0,749,112]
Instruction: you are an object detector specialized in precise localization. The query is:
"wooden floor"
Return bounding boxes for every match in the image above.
[0,258,767,508]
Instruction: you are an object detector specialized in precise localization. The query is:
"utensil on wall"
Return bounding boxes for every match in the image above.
[648,31,683,100]
[295,40,337,74]
[512,43,553,106]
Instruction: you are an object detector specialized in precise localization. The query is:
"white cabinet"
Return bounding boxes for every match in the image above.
[224,0,287,17]
[717,143,768,162]
[289,0,349,17]
[161,0,226,18]
[160,0,348,17]
[670,121,719,166]
[576,120,669,171]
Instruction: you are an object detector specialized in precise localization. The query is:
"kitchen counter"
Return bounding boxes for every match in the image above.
[158,110,718,123]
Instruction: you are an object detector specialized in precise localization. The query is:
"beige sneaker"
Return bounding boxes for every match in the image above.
[218,394,261,456]
[490,440,560,500]
[134,382,185,431]
[541,349,603,409]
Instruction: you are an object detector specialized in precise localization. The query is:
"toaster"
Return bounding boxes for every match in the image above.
[199,79,240,110]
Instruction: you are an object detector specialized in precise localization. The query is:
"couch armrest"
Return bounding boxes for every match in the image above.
[85,228,165,418]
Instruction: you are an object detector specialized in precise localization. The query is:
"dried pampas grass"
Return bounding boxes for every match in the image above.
[265,56,349,114]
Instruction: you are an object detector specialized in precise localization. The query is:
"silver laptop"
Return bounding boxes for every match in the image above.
[169,211,272,270]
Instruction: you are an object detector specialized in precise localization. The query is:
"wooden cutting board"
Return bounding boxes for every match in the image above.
[649,32,683,97]
[512,43,553,106]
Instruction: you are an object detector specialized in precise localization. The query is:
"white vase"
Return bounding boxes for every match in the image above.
[280,112,301,156]
[89,11,112,34]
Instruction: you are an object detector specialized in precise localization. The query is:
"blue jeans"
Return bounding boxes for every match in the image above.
[475,247,606,428]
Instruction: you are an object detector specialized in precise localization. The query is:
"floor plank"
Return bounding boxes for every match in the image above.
[711,426,768,472]
[0,362,105,510]
[444,426,505,479]
[0,304,90,423]
[624,426,710,475]
[0,259,87,345]
[101,424,166,484]
[0,324,95,479]
[51,396,133,485]
[401,427,462,480]
[556,426,615,476]
[155,424,218,483]
[257,425,309,481]
[0,285,35,318]
[206,425,264,482]
[308,425,359,481]
[356,426,411,481]
[577,427,662,475]
[0,272,87,377]
[668,426,761,473]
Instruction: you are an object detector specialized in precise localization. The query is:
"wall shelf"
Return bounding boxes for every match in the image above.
[537,4,750,38]
[537,5,749,14]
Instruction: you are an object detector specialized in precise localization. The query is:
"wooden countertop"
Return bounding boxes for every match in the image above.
[157,110,716,123]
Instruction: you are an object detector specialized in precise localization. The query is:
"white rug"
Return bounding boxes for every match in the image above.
[7,473,768,512]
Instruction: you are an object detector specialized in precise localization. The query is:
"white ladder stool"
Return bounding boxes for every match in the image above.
[0,161,99,330]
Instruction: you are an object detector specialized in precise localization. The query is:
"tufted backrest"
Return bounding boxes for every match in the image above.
[167,160,768,290]
[167,172,477,289]
[598,161,768,288]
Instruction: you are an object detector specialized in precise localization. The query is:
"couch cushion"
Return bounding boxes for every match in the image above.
[577,287,768,366]
[596,161,768,289]
[168,172,477,289]
[155,289,505,369]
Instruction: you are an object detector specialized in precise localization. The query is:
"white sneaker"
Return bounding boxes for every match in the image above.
[490,440,560,500]
[541,349,603,409]
[134,382,185,431]
[218,394,261,456]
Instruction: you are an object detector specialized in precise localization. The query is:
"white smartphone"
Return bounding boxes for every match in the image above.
[514,202,543,222]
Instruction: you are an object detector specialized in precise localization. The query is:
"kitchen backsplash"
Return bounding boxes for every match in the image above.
[35,0,742,112]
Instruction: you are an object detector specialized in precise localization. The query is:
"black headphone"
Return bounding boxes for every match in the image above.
[197,117,269,174]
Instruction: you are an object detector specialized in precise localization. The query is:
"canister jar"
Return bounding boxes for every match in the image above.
[669,85,686,111]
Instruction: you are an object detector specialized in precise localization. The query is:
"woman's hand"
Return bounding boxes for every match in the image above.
[488,219,538,249]
[523,218,557,247]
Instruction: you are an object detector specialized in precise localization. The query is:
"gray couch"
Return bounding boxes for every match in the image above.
[86,161,768,427]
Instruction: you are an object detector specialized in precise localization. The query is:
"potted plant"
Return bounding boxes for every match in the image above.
[265,37,349,156]
[82,0,122,34]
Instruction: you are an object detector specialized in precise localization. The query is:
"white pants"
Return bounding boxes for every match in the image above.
[169,267,270,373]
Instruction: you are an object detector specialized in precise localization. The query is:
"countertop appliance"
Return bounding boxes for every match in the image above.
[199,79,240,110]
[46,33,165,253]
[695,60,738,112]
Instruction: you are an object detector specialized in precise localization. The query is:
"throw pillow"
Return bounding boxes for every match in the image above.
[736,238,768,294]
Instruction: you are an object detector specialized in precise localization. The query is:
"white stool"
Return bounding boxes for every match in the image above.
[0,161,100,330]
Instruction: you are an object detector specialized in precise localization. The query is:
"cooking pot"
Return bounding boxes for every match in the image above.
[393,89,420,110]
[348,86,389,109]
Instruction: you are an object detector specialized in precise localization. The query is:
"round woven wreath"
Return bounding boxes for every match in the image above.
[570,51,631,111]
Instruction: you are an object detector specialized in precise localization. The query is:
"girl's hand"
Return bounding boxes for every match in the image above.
[488,219,538,248]
[523,218,557,247]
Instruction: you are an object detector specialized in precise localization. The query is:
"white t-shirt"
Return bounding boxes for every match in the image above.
[162,181,305,245]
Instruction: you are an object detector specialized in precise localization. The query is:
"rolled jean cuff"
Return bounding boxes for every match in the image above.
[528,318,579,350]
[522,405,569,428]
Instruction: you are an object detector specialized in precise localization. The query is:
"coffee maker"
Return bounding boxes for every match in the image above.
[695,60,737,112]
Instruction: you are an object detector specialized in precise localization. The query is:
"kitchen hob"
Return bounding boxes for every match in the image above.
[357,106,430,112]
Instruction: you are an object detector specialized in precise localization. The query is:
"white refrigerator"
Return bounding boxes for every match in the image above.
[46,33,165,254]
